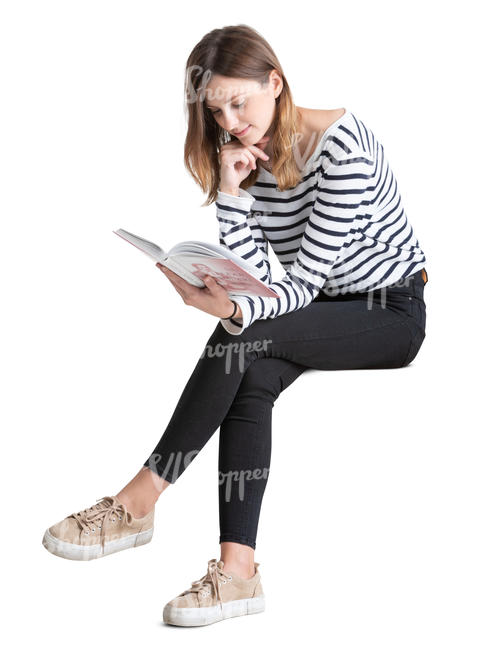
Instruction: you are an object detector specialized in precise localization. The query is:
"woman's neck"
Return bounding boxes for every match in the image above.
[258,106,344,173]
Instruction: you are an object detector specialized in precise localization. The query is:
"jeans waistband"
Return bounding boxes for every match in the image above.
[386,267,428,289]
[380,268,427,303]
[315,268,428,302]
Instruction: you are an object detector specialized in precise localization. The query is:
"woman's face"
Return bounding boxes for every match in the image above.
[204,71,282,144]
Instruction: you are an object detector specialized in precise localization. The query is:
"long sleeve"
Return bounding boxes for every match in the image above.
[215,188,272,334]
[216,152,375,335]
[216,188,272,284]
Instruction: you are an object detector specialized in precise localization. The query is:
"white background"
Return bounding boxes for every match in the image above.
[1,1,480,648]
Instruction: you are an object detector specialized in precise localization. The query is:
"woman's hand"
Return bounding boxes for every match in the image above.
[219,135,271,195]
[156,263,242,320]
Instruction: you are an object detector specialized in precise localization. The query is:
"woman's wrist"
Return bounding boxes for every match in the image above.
[231,301,242,322]
[221,299,242,321]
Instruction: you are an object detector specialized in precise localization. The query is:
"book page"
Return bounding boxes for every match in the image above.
[113,229,167,262]
[168,240,262,278]
[163,256,204,287]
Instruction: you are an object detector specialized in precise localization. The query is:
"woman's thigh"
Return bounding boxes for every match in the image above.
[232,296,415,371]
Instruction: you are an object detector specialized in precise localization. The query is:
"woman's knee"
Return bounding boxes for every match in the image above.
[231,357,304,407]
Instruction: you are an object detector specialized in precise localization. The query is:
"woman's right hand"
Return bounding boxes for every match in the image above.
[218,135,270,195]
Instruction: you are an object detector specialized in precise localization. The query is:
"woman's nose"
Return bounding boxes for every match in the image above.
[221,109,239,132]
[223,118,238,132]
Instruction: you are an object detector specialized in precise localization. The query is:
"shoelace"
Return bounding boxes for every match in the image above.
[71,496,133,551]
[180,559,232,612]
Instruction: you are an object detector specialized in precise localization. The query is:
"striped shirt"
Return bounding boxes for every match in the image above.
[215,108,427,335]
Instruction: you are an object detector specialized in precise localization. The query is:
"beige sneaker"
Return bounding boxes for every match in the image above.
[163,558,265,626]
[42,495,154,561]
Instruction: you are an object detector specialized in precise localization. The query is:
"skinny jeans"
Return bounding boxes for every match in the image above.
[143,268,428,550]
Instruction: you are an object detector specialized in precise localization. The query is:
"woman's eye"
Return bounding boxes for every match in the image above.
[211,102,245,116]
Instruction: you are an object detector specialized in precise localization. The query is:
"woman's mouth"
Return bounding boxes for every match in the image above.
[233,125,251,136]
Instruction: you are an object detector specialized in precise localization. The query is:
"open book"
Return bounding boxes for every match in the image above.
[113,228,280,299]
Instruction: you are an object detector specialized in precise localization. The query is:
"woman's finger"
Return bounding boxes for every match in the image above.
[163,267,187,289]
[203,275,219,291]
[247,144,270,159]
[157,264,184,291]
[157,264,178,281]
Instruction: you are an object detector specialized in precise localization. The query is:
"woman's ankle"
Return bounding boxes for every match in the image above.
[221,561,255,580]
[220,541,255,579]
[115,492,155,519]
[116,466,169,518]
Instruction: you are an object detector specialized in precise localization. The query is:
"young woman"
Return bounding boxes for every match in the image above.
[42,24,428,627]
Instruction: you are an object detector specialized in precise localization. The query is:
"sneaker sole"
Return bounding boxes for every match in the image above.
[162,595,265,626]
[41,526,154,561]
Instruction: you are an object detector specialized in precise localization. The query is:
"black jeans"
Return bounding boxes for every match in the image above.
[143,268,428,550]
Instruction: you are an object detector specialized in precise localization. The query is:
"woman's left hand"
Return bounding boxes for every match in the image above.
[156,263,237,319]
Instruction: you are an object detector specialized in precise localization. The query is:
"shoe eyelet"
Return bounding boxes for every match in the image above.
[85,531,89,535]
[228,576,232,580]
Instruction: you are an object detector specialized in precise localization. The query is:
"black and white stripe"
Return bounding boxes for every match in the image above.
[215,109,426,334]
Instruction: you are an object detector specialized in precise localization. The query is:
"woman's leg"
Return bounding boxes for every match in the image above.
[216,271,426,567]
[218,357,306,576]
[218,357,307,550]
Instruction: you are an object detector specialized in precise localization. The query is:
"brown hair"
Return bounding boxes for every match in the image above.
[183,24,303,206]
